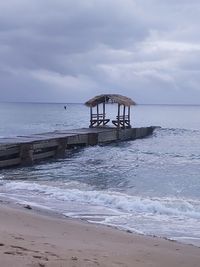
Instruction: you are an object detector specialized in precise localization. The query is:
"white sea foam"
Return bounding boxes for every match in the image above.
[4,181,200,220]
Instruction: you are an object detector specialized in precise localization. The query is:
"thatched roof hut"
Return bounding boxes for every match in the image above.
[85,94,136,129]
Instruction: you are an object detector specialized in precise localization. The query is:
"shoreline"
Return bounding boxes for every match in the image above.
[0,200,199,267]
[1,195,200,248]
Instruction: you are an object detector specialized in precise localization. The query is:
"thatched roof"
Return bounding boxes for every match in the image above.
[85,94,136,107]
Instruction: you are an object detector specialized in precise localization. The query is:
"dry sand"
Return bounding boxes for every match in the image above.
[0,203,199,267]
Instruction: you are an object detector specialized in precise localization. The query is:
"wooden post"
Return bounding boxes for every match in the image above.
[97,104,99,126]
[88,133,98,145]
[103,101,105,125]
[90,106,92,127]
[128,106,131,127]
[117,104,120,129]
[116,104,120,139]
[55,138,67,158]
[20,143,33,166]
[123,105,126,129]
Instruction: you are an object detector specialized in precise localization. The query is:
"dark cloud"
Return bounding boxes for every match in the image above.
[1,0,200,103]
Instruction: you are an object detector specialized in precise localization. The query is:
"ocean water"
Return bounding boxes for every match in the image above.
[0,102,200,246]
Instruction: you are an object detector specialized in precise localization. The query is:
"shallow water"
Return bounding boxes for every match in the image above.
[0,103,200,246]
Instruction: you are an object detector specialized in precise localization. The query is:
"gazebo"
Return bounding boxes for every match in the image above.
[85,94,136,129]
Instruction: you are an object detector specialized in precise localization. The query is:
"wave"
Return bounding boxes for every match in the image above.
[4,181,200,220]
[155,127,200,136]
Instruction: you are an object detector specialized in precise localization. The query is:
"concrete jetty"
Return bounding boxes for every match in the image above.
[0,126,156,169]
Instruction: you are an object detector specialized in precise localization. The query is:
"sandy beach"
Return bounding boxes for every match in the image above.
[0,203,199,267]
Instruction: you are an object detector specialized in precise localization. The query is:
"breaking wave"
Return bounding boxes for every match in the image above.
[4,181,200,220]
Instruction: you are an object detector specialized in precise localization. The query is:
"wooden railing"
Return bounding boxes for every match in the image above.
[90,113,110,127]
[112,115,131,128]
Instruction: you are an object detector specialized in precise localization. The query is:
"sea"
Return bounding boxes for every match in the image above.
[0,102,200,246]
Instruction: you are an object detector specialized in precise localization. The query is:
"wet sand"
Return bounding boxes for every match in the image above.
[0,203,199,267]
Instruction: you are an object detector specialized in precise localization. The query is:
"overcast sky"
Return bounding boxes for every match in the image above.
[1,0,200,104]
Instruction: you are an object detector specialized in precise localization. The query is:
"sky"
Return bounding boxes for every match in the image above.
[1,0,200,104]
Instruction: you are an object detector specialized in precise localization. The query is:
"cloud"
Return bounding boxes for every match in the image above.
[0,0,200,103]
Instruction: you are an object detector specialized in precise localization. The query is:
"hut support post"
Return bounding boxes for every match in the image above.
[97,104,99,126]
[90,106,92,127]
[128,106,131,127]
[117,104,120,139]
[117,104,120,129]
[103,101,106,125]
[123,105,126,129]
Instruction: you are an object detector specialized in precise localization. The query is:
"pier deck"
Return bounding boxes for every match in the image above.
[0,126,155,169]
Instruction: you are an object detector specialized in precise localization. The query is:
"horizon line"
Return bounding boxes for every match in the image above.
[1,101,200,106]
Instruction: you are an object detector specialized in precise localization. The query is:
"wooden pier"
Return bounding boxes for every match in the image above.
[0,126,156,169]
